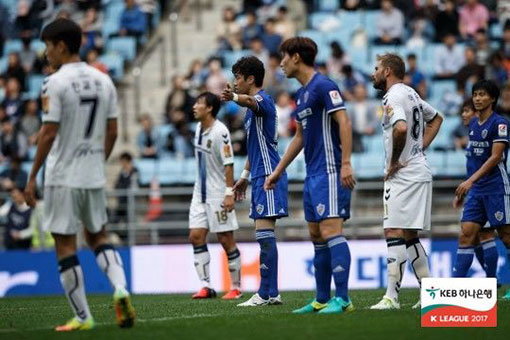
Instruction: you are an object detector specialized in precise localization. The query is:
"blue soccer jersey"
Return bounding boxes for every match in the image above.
[243,90,280,179]
[466,112,510,195]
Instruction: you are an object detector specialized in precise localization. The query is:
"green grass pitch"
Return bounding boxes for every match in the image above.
[1,289,509,339]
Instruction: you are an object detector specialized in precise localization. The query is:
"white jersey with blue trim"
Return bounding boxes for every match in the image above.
[382,83,439,182]
[41,62,118,188]
[192,120,234,202]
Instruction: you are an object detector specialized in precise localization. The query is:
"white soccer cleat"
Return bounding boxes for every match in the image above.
[370,295,400,310]
[237,293,269,307]
[269,294,283,305]
[412,300,420,309]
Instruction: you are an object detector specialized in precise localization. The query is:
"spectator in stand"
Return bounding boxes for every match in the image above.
[119,0,147,42]
[226,113,247,156]
[249,37,269,66]
[339,64,365,102]
[2,53,26,92]
[0,157,28,190]
[501,23,510,61]
[0,186,32,250]
[434,33,466,80]
[342,0,369,11]
[263,53,286,98]
[275,91,294,138]
[137,0,157,33]
[165,75,194,122]
[346,83,380,153]
[404,53,427,99]
[327,41,350,81]
[242,11,263,49]
[86,48,108,74]
[473,28,492,65]
[274,6,295,41]
[499,1,510,28]
[0,3,7,57]
[1,78,24,122]
[486,51,508,87]
[81,7,103,54]
[205,58,227,96]
[114,152,138,222]
[185,59,206,98]
[18,99,41,146]
[216,6,242,51]
[453,99,476,150]
[19,37,37,74]
[13,0,36,39]
[166,120,194,159]
[438,82,465,117]
[374,0,404,45]
[496,84,510,120]
[480,0,498,23]
[137,114,160,159]
[262,18,282,55]
[0,81,5,104]
[435,0,459,41]
[0,117,28,161]
[456,46,485,93]
[459,0,489,40]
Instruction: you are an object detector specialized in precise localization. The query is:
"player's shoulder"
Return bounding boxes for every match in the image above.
[42,70,65,92]
[255,90,275,106]
[313,73,338,90]
[492,113,509,125]
[384,83,410,103]
[86,64,115,87]
[212,120,230,136]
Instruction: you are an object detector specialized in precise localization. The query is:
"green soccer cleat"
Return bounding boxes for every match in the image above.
[503,289,510,300]
[114,288,136,328]
[55,317,95,332]
[318,297,354,315]
[292,300,328,314]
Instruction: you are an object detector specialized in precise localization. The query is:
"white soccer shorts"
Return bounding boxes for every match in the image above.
[189,198,239,233]
[43,186,108,235]
[383,177,432,230]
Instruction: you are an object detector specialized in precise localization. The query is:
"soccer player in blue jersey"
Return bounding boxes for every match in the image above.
[265,37,356,314]
[453,80,510,300]
[221,56,288,306]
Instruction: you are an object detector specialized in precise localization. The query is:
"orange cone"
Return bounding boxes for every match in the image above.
[145,178,162,221]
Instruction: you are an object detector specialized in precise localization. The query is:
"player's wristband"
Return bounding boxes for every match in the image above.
[240,170,250,180]
[225,187,234,196]
[232,93,239,102]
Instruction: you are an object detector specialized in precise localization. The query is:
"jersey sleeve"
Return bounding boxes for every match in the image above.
[322,81,346,115]
[387,93,406,126]
[216,126,234,166]
[420,99,440,122]
[253,93,273,117]
[491,117,509,144]
[106,77,119,119]
[41,76,63,123]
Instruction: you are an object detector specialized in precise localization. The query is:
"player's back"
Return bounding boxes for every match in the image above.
[42,62,117,189]
[382,83,437,182]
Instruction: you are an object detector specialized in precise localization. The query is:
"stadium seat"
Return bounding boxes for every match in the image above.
[309,13,340,31]
[181,158,197,184]
[134,159,157,186]
[233,156,245,179]
[430,80,456,105]
[325,30,352,51]
[0,56,7,74]
[362,10,381,40]
[102,19,120,40]
[443,150,467,177]
[363,135,383,153]
[108,37,137,62]
[222,50,250,69]
[98,53,125,80]
[105,1,125,24]
[298,30,326,47]
[426,151,445,176]
[490,23,503,39]
[157,124,174,148]
[27,74,45,98]
[286,155,306,181]
[349,47,369,73]
[357,152,384,179]
[3,39,23,55]
[317,0,340,12]
[278,137,292,155]
[157,158,182,185]
[30,39,46,54]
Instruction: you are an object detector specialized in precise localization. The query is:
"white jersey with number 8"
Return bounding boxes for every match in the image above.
[41,62,118,189]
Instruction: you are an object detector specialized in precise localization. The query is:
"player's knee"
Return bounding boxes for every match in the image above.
[459,227,477,246]
[217,232,234,249]
[479,230,496,243]
[189,231,205,246]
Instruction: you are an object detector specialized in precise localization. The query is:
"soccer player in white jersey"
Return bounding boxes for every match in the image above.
[370,54,443,310]
[24,19,135,331]
[188,92,242,300]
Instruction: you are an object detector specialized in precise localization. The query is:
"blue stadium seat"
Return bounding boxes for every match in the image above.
[370,45,399,65]
[233,157,245,179]
[430,80,456,104]
[222,50,250,69]
[363,135,383,153]
[286,156,306,181]
[98,53,125,80]
[157,158,181,185]
[27,74,45,98]
[108,37,137,62]
[134,159,157,186]
[181,158,197,184]
[0,56,7,74]
[3,39,23,55]
[317,0,340,11]
[156,124,175,148]
[490,23,503,39]
[102,19,120,40]
[426,151,445,176]
[338,10,363,31]
[357,152,384,179]
[443,150,467,177]
[298,30,326,47]
[30,39,46,54]
[21,161,43,186]
[105,1,125,23]
[278,137,292,155]
[349,47,369,73]
[362,10,381,39]
[429,116,459,151]
[325,30,352,51]
[309,13,339,31]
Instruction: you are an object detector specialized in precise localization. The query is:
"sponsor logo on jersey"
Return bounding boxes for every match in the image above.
[316,203,325,216]
[254,94,263,102]
[495,211,504,222]
[328,90,342,105]
[481,129,488,139]
[297,108,313,119]
[207,139,212,149]
[498,124,507,137]
[256,204,264,215]
[223,145,232,158]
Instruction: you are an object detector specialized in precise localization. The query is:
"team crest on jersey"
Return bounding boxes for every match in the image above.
[495,211,504,222]
[316,203,325,216]
[223,145,232,158]
[329,90,342,105]
[207,139,212,149]
[499,124,508,137]
[385,106,394,117]
[254,94,263,102]
[256,204,264,214]
[481,129,488,139]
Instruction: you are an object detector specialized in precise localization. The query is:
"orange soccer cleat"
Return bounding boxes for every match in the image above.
[192,287,217,299]
[222,289,243,300]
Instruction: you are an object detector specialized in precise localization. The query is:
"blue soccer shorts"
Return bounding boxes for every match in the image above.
[249,173,288,220]
[461,192,510,228]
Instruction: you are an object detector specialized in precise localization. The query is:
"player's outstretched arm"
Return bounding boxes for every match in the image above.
[105,118,118,161]
[264,124,303,191]
[423,114,443,149]
[333,109,356,189]
[385,120,408,181]
[233,158,251,201]
[455,142,506,198]
[220,84,258,112]
[24,123,59,207]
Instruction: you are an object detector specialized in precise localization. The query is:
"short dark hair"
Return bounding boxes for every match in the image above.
[472,79,500,105]
[232,56,265,87]
[197,92,221,117]
[407,53,417,60]
[280,37,317,67]
[120,152,133,162]
[461,98,475,113]
[377,53,406,79]
[41,18,82,54]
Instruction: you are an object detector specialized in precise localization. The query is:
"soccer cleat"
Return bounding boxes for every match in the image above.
[269,294,283,305]
[502,289,510,300]
[114,288,136,328]
[412,300,421,309]
[55,317,94,332]
[370,295,400,310]
[318,297,355,314]
[192,287,217,299]
[292,300,328,314]
[237,293,269,306]
[222,289,243,300]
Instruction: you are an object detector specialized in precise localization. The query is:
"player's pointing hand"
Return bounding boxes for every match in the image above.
[221,83,234,102]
